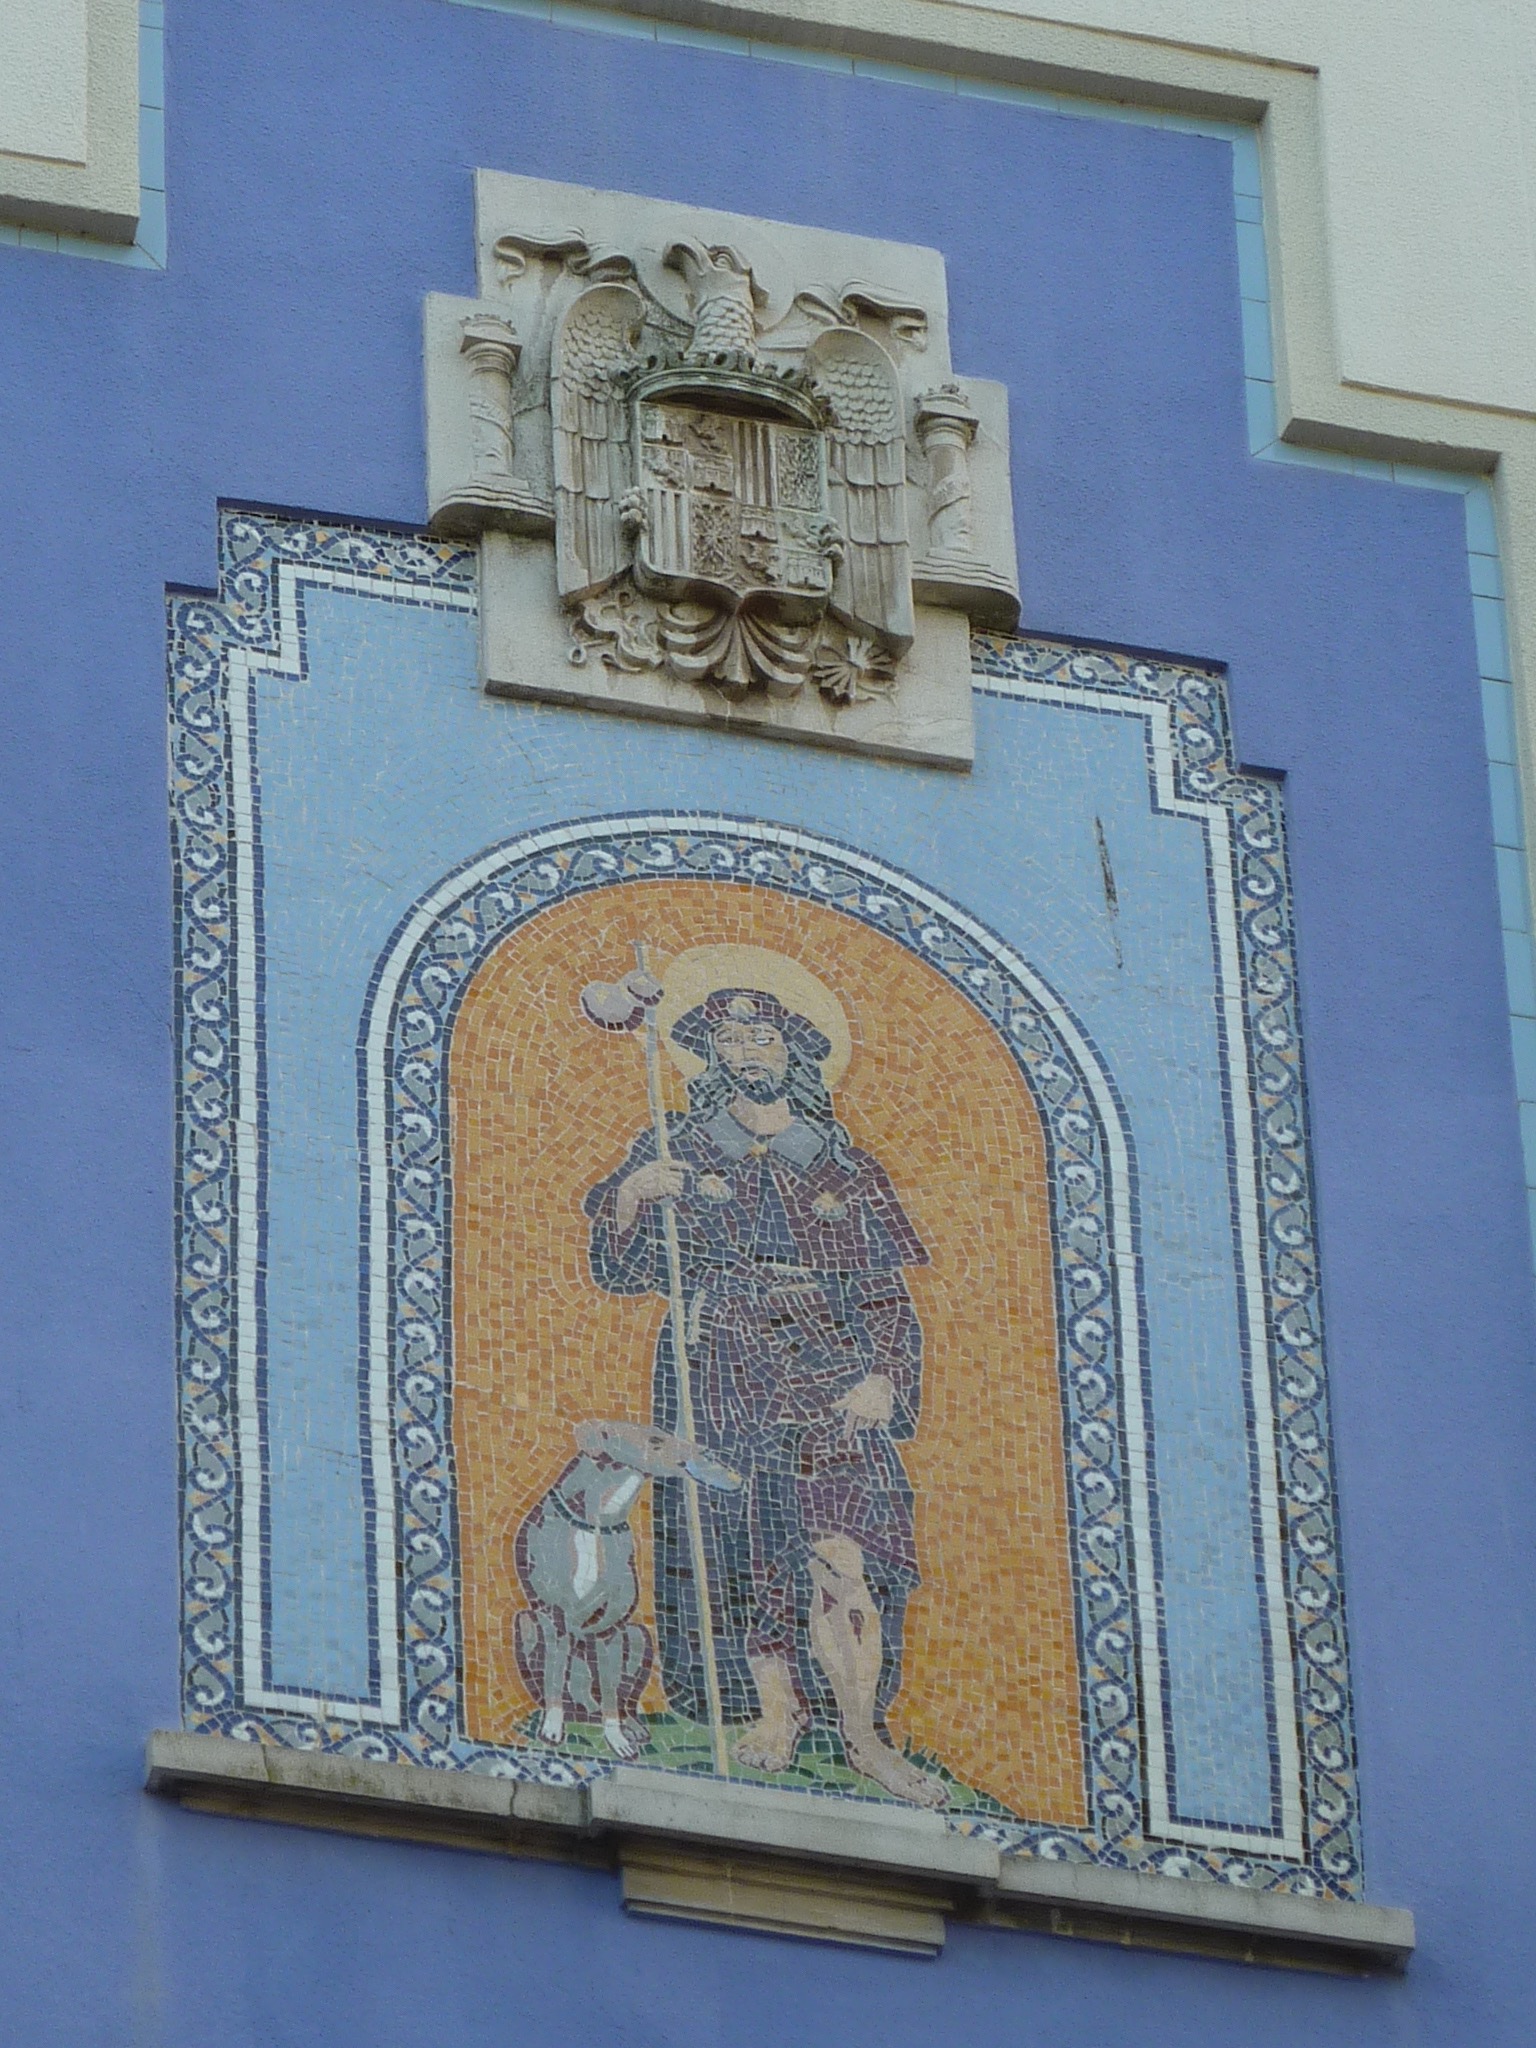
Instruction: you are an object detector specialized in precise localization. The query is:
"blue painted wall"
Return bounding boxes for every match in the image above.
[1,0,1533,2039]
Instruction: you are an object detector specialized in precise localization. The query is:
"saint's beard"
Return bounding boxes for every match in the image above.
[730,1066,789,1105]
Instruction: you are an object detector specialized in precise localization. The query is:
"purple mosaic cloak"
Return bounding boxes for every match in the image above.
[584,1106,929,1727]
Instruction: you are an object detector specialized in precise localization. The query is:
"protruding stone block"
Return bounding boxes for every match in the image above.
[425,173,1022,764]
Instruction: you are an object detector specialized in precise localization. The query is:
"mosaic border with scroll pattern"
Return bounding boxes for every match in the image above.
[974,631,1357,1890]
[168,510,1360,1898]
[364,813,1133,1856]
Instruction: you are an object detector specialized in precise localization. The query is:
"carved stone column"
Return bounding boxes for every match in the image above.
[460,314,522,487]
[427,311,552,535]
[915,383,981,557]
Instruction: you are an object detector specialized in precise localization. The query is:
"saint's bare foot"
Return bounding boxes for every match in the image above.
[845,1734,950,1808]
[734,1712,808,1774]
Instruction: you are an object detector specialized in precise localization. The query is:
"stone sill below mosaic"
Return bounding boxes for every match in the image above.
[145,1732,1414,1971]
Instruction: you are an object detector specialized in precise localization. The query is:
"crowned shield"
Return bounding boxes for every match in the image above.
[547,264,918,698]
[630,399,833,623]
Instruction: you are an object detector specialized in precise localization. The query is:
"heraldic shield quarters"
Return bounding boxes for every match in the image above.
[424,172,1021,766]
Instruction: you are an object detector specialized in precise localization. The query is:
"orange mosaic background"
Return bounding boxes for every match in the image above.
[449,877,1085,1825]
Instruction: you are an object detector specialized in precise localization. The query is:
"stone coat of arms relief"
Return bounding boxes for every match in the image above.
[425,174,1020,766]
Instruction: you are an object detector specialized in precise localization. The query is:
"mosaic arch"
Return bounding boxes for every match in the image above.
[170,509,1360,1896]
[375,829,1138,1832]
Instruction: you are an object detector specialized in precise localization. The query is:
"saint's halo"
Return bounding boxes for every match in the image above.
[653,943,853,1088]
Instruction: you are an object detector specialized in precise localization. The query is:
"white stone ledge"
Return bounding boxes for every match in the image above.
[592,1764,999,1882]
[144,1731,1414,1970]
[984,1853,1414,1970]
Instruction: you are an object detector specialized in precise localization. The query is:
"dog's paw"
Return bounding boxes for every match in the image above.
[540,1707,567,1744]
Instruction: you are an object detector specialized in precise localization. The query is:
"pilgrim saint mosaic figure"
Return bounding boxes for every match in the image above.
[584,946,947,1806]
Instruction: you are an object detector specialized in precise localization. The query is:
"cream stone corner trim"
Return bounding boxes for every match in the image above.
[0,0,139,242]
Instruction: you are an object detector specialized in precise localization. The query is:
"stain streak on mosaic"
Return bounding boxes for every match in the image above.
[451,883,1085,1826]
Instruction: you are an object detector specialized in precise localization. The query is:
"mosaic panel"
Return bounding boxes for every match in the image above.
[170,509,1359,1898]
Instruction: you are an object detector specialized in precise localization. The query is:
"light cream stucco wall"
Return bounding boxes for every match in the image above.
[0,0,89,165]
[971,0,1536,424]
[0,0,139,242]
[636,0,1536,1002]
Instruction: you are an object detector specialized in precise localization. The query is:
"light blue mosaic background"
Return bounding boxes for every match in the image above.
[257,578,1275,1830]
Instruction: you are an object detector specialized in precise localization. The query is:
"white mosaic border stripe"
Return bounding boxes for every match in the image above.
[974,630,1356,1885]
[228,565,477,1726]
[982,662,1302,1857]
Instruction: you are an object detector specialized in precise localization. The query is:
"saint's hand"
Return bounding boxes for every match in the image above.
[615,1160,688,1234]
[834,1373,895,1440]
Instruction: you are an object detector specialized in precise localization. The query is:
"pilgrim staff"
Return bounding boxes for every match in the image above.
[579,945,731,1779]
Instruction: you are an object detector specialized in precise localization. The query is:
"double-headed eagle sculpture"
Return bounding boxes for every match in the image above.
[427,183,1019,742]
[552,238,914,704]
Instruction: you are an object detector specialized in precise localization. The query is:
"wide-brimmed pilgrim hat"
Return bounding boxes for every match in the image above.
[653,943,852,1086]
[670,987,833,1068]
